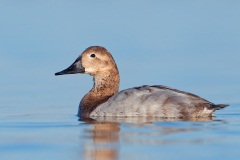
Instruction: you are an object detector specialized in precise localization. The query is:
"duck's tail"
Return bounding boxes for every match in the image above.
[209,104,229,110]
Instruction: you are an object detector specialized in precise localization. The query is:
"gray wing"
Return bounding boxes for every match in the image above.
[90,85,215,117]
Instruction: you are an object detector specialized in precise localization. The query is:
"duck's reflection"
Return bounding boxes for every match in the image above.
[80,117,120,160]
[79,116,216,160]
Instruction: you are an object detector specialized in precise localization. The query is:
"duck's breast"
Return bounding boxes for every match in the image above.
[89,85,213,117]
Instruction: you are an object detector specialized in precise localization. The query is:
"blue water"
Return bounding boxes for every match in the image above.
[1,1,240,160]
[0,104,240,160]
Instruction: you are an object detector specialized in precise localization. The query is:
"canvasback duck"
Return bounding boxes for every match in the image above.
[55,46,228,118]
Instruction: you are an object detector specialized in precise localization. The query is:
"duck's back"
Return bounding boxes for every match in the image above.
[90,85,227,117]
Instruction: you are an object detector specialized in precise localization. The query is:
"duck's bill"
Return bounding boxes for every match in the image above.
[55,59,85,76]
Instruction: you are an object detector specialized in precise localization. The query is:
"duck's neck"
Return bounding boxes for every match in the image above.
[78,70,120,117]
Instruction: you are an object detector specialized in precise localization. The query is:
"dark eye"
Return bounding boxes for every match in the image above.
[90,54,95,58]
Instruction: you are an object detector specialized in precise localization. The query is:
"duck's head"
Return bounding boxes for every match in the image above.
[55,46,119,77]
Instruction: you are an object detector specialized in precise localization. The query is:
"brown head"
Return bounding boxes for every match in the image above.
[55,46,118,76]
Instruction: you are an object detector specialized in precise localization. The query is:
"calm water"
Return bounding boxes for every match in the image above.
[0,103,240,160]
[1,1,240,160]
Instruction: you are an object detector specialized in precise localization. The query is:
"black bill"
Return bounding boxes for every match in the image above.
[55,56,85,75]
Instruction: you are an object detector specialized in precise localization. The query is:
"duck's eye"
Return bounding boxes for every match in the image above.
[90,54,96,58]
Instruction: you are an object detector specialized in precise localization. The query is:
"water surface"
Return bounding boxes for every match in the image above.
[1,1,240,160]
[0,104,239,160]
